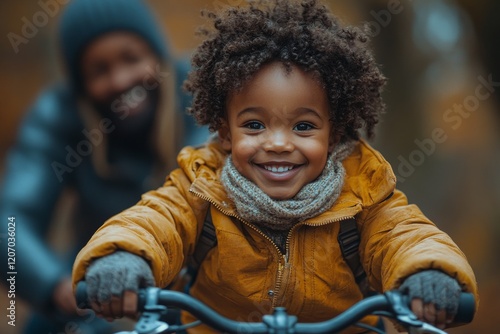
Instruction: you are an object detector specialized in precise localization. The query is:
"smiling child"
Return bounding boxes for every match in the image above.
[72,1,478,333]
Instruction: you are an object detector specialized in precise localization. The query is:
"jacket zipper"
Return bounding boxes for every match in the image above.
[190,187,356,309]
[271,215,355,307]
[271,224,297,307]
[190,188,289,304]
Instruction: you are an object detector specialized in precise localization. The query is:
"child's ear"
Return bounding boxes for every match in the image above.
[218,120,232,151]
[328,132,341,153]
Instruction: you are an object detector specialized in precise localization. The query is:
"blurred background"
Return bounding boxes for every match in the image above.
[0,0,498,333]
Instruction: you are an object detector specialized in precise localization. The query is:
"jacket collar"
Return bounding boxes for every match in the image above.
[183,139,396,223]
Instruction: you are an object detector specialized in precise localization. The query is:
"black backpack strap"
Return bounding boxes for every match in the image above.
[338,218,370,297]
[188,206,217,272]
[171,207,217,293]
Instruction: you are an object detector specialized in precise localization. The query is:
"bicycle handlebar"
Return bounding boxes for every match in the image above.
[76,282,475,334]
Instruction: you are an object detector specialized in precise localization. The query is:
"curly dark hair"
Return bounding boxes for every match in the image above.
[184,0,387,141]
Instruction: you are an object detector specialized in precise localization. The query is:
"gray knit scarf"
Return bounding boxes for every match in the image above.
[220,142,355,237]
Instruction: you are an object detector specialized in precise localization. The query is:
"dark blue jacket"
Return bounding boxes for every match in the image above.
[0,60,208,311]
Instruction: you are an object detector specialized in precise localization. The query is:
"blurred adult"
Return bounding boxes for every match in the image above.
[0,0,207,333]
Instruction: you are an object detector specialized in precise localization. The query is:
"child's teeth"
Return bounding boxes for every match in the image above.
[265,165,293,173]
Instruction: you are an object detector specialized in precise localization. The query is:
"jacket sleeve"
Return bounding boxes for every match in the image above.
[0,86,80,309]
[358,189,479,302]
[72,167,208,289]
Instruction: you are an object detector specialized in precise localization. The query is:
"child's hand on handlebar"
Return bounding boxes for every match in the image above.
[81,251,155,320]
[398,270,462,329]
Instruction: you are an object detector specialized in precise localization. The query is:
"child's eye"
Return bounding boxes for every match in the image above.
[244,121,265,130]
[294,122,314,131]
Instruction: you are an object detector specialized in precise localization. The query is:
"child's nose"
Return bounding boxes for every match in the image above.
[263,131,294,153]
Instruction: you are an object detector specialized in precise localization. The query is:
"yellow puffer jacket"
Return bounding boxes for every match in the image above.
[73,140,478,333]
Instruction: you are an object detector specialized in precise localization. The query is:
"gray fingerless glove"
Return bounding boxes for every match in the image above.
[398,270,461,315]
[85,251,155,304]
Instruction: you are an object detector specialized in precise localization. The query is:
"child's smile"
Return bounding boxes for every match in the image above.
[256,160,301,181]
[220,61,336,200]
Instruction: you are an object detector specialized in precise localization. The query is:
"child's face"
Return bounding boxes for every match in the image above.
[219,61,336,200]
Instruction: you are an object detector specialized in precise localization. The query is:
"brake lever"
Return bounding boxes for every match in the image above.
[134,311,169,334]
[386,291,421,326]
[133,287,170,334]
[386,291,448,334]
[408,323,447,334]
